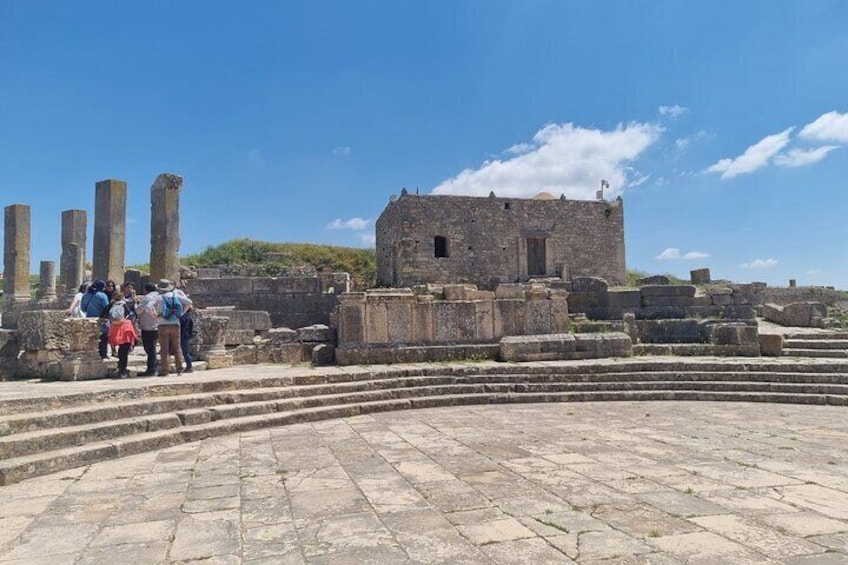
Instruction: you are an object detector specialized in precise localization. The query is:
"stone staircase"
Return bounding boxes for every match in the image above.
[782,331,848,359]
[2,359,848,485]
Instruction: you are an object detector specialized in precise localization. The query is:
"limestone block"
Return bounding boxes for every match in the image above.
[606,289,641,308]
[711,294,733,306]
[706,286,733,296]
[17,311,100,351]
[525,300,552,335]
[494,300,525,337]
[759,334,784,356]
[573,320,628,334]
[196,268,221,278]
[640,285,696,298]
[433,301,476,342]
[365,300,389,343]
[297,324,336,343]
[443,284,477,301]
[690,268,711,285]
[254,338,274,364]
[574,333,633,357]
[782,302,827,327]
[709,323,758,346]
[567,292,602,312]
[525,285,549,301]
[272,343,310,364]
[474,300,495,341]
[271,277,322,294]
[412,298,434,343]
[762,303,784,325]
[550,298,569,333]
[635,275,670,286]
[223,330,257,346]
[467,290,495,301]
[641,296,695,307]
[311,344,335,365]
[231,345,258,365]
[571,277,608,293]
[500,333,576,362]
[636,319,702,344]
[206,310,272,331]
[267,327,298,344]
[385,301,414,343]
[193,314,228,353]
[636,306,688,320]
[204,353,234,369]
[494,284,524,299]
[692,294,712,307]
[337,293,366,344]
[718,305,757,320]
[0,329,19,358]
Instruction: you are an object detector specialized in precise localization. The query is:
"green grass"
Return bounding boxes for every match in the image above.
[180,238,376,290]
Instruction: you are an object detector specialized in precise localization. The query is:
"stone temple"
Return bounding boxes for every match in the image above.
[375,190,626,289]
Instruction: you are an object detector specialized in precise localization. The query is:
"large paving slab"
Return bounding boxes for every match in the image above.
[2,400,848,563]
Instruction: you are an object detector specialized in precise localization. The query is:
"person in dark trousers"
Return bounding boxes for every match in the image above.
[179,309,195,373]
[107,294,137,378]
[136,283,160,377]
[81,280,110,359]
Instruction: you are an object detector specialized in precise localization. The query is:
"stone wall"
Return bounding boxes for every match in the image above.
[375,192,626,289]
[760,287,848,308]
[566,277,758,320]
[184,277,339,329]
[337,286,569,347]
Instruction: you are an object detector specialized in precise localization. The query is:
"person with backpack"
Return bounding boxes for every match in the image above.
[136,282,160,377]
[153,279,192,376]
[107,293,137,378]
[81,280,110,359]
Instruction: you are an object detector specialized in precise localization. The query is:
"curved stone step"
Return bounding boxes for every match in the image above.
[6,389,847,485]
[784,339,848,349]
[782,349,848,358]
[0,413,182,459]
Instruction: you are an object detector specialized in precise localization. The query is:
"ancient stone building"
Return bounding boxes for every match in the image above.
[375,192,626,288]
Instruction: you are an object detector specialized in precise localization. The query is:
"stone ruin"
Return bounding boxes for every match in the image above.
[2,180,846,381]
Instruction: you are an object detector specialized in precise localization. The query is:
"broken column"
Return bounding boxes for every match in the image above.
[92,179,127,283]
[37,261,57,301]
[149,173,183,283]
[3,204,31,303]
[60,209,87,294]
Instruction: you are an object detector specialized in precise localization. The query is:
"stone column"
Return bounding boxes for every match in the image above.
[92,179,127,283]
[194,314,233,369]
[3,204,31,302]
[149,173,183,283]
[37,261,57,301]
[60,209,87,294]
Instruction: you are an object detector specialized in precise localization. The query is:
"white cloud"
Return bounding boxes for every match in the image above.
[332,146,351,156]
[359,234,376,246]
[805,269,822,276]
[248,149,264,165]
[505,142,533,155]
[326,217,369,230]
[705,128,793,179]
[741,258,778,269]
[774,146,839,168]
[799,110,848,143]
[656,247,710,260]
[432,122,662,199]
[659,105,688,119]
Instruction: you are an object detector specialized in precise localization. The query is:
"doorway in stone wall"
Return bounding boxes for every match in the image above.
[527,237,546,276]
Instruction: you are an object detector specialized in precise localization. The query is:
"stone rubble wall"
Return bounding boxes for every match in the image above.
[566,277,759,320]
[184,276,340,329]
[762,302,829,328]
[193,308,336,367]
[375,193,626,289]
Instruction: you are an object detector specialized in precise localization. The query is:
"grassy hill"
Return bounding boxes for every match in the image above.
[181,239,376,290]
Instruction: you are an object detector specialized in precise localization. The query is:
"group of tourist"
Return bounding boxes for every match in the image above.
[69,278,194,378]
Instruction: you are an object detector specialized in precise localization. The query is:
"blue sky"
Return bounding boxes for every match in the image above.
[1,1,846,288]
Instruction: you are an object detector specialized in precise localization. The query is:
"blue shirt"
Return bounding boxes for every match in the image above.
[81,291,109,318]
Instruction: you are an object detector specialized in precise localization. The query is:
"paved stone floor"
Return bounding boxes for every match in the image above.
[2,401,848,564]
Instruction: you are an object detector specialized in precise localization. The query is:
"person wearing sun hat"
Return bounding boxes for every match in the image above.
[149,279,193,376]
